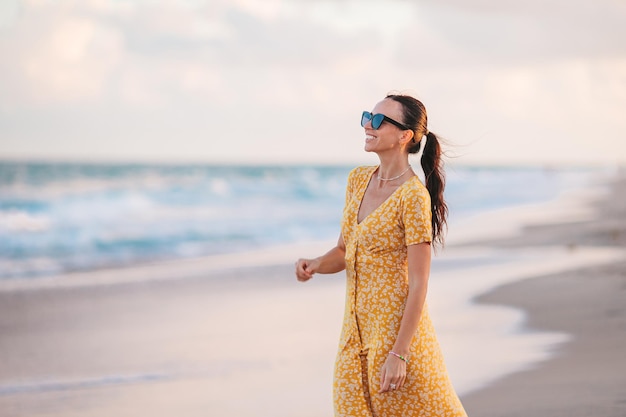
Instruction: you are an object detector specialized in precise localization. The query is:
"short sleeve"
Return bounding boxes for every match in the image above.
[401,182,433,245]
[343,166,372,208]
[344,168,357,208]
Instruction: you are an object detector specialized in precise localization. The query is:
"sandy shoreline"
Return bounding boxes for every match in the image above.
[1,170,625,416]
[0,263,346,417]
[462,171,626,416]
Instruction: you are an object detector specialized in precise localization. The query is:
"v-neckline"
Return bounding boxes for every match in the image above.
[356,167,418,226]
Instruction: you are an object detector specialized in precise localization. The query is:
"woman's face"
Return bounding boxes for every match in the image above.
[363,98,409,154]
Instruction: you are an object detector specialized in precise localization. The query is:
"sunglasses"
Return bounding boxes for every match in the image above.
[361,111,411,131]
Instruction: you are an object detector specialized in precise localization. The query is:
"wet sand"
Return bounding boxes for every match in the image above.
[0,263,346,417]
[463,171,626,416]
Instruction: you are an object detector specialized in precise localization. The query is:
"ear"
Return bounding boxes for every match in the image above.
[399,130,414,145]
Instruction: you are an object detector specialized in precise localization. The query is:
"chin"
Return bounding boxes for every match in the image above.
[364,143,376,153]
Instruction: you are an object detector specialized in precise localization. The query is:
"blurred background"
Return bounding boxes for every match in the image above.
[1,2,626,416]
[1,0,625,165]
[1,0,625,280]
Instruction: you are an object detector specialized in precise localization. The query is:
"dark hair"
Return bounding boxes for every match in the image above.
[386,94,448,246]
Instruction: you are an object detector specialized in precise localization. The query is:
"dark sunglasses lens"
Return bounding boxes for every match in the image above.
[361,111,371,128]
[371,114,384,129]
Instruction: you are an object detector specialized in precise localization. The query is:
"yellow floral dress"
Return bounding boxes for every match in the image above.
[334,166,467,417]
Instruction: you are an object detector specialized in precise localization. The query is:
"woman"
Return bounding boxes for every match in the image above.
[295,94,467,416]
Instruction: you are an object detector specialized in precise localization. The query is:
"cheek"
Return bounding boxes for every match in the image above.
[378,132,398,145]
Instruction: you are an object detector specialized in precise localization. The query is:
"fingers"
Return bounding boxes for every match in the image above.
[380,374,405,393]
[380,377,401,393]
[295,258,314,282]
[396,374,406,390]
[379,358,407,393]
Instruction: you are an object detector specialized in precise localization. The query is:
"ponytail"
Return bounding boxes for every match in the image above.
[421,132,448,247]
[385,93,448,247]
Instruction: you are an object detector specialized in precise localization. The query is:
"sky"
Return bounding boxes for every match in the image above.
[0,0,625,166]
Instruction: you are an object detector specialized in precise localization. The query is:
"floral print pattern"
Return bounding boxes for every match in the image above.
[334,166,467,417]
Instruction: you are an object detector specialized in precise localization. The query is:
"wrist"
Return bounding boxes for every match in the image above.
[391,346,410,357]
[389,351,409,364]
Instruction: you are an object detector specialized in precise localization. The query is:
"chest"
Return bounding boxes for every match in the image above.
[357,182,402,224]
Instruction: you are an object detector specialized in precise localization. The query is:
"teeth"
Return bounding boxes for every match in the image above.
[365,135,375,140]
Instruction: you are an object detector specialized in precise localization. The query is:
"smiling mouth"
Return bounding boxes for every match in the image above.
[365,134,376,141]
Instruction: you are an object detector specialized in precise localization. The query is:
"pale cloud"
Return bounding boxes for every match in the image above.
[0,0,20,29]
[228,0,289,21]
[403,0,626,66]
[0,2,123,107]
[0,0,376,108]
[0,0,624,165]
[480,58,626,138]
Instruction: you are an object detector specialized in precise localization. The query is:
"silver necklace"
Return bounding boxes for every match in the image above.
[377,166,411,181]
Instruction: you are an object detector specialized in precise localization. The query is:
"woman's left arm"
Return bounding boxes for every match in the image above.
[379,242,431,393]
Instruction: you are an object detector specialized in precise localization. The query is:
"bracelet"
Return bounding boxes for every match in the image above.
[389,351,409,364]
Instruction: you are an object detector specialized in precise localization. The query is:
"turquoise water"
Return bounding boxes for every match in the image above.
[0,161,598,279]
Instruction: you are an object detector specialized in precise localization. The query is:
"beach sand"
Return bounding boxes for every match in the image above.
[0,263,345,417]
[462,173,626,417]
[1,172,625,416]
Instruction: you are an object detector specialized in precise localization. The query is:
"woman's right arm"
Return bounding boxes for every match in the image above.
[295,234,346,282]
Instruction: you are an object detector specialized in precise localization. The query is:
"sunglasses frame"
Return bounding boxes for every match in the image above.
[361,111,411,131]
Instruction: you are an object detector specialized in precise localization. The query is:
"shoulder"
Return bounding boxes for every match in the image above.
[347,165,377,185]
[348,165,377,180]
[400,176,431,205]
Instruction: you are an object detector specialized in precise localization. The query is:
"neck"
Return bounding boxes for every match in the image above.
[376,154,411,181]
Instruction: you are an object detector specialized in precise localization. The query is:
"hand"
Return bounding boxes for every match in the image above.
[295,258,320,282]
[379,353,407,393]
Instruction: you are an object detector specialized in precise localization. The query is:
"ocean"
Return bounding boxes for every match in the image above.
[0,161,606,281]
